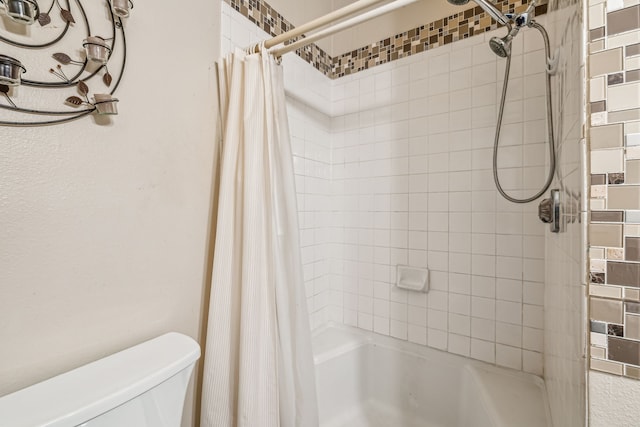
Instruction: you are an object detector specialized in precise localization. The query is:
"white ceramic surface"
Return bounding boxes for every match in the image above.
[314,324,550,427]
[0,333,200,427]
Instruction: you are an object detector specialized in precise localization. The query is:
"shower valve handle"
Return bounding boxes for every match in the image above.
[538,189,561,233]
[538,199,552,224]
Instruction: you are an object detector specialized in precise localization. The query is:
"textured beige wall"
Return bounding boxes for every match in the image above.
[266,0,334,51]
[266,0,465,55]
[590,372,640,426]
[0,1,220,426]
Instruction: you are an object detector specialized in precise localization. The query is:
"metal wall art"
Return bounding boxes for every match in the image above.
[0,0,131,126]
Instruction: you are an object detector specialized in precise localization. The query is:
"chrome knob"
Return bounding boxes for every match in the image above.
[538,189,560,233]
[538,197,553,224]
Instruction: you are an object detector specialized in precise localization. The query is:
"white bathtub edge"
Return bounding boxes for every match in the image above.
[312,322,372,365]
[313,325,553,427]
[462,364,552,427]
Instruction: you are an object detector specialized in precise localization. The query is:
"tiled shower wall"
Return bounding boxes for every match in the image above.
[586,1,640,423]
[325,27,551,375]
[223,1,550,373]
[587,0,640,380]
[543,1,587,426]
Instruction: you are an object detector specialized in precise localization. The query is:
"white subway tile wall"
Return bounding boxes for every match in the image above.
[224,1,547,373]
[326,26,552,375]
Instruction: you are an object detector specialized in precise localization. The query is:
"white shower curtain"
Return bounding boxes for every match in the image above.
[201,45,319,427]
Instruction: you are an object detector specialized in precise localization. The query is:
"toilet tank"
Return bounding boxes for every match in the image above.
[0,332,200,427]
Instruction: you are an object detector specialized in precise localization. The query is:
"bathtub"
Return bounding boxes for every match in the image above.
[313,324,551,427]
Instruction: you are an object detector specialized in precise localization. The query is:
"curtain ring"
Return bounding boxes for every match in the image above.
[258,41,282,64]
[245,43,259,55]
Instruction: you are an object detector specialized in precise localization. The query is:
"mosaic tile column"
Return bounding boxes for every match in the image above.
[588,0,640,379]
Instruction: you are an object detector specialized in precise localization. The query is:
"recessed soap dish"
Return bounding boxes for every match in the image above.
[396,265,429,293]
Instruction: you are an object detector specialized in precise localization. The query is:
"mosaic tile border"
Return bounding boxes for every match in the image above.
[331,1,548,77]
[588,0,640,381]
[224,0,332,76]
[224,0,548,79]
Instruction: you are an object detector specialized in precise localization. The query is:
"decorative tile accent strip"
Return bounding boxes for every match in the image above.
[223,0,332,76]
[223,0,548,79]
[589,0,640,381]
[331,1,548,77]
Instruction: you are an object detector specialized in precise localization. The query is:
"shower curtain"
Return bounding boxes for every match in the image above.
[200,45,319,427]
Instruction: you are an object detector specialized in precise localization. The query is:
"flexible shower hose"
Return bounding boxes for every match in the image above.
[493,21,556,204]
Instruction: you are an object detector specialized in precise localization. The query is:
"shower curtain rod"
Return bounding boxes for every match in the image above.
[259,0,390,51]
[269,0,422,57]
[253,0,422,56]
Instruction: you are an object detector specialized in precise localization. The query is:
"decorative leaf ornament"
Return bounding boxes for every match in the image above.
[60,9,75,24]
[77,81,89,96]
[65,96,84,106]
[52,53,72,65]
[0,0,129,126]
[103,72,112,87]
[38,13,52,26]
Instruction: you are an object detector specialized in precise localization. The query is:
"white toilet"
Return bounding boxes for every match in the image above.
[0,332,200,427]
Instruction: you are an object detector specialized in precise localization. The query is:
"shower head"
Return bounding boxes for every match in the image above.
[489,26,519,57]
[446,0,510,26]
[489,36,510,57]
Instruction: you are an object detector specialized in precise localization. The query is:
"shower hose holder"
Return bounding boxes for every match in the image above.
[504,3,559,75]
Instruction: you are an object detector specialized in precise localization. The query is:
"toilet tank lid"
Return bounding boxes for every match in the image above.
[0,332,200,427]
